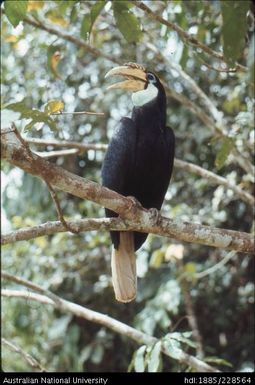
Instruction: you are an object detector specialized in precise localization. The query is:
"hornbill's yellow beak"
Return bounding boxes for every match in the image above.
[105,64,147,92]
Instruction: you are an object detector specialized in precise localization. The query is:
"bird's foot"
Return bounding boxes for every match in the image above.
[148,207,161,225]
[127,196,144,210]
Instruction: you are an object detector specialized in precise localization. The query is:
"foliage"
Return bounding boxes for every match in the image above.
[1,0,254,373]
[220,0,250,67]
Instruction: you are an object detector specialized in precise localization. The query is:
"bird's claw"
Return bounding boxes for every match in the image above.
[127,195,143,210]
[148,208,160,225]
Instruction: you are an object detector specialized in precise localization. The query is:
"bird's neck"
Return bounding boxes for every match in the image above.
[132,97,166,132]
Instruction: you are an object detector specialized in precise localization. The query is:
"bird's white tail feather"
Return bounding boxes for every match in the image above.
[111,232,136,303]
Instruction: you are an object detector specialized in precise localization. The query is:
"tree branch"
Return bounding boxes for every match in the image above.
[0,218,115,245]
[195,251,236,279]
[44,179,79,234]
[24,137,255,207]
[51,111,104,116]
[1,216,253,257]
[20,15,121,65]
[1,127,253,253]
[2,337,46,372]
[34,148,79,158]
[1,272,220,372]
[164,85,217,131]
[182,285,205,359]
[229,151,254,177]
[174,159,254,207]
[135,1,247,72]
[25,137,108,151]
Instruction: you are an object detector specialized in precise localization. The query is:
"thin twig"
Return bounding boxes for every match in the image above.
[24,138,108,151]
[174,159,254,207]
[2,338,46,372]
[229,150,255,177]
[34,149,79,158]
[10,127,79,234]
[1,271,62,303]
[51,111,104,116]
[45,181,79,234]
[182,285,205,359]
[195,54,237,73]
[195,251,236,279]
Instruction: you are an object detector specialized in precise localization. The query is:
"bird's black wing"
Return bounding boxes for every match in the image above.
[164,126,175,187]
[133,126,175,250]
[101,117,137,249]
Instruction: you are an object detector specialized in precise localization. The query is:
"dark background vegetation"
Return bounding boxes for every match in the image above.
[1,0,254,372]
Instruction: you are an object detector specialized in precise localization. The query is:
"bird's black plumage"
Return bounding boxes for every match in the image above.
[102,69,175,251]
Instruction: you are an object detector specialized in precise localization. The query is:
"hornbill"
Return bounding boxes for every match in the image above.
[102,63,175,303]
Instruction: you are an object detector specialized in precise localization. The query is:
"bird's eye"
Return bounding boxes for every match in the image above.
[147,73,156,83]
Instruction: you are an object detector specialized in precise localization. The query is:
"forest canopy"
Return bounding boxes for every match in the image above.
[1,0,254,374]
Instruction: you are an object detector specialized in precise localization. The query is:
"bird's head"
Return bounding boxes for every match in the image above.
[105,62,165,108]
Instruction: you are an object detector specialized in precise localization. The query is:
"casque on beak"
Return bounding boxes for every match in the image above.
[105,64,147,92]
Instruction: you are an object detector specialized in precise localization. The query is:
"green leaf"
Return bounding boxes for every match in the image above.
[80,1,105,40]
[45,10,69,27]
[5,100,57,132]
[168,332,197,349]
[24,116,57,132]
[147,341,161,372]
[215,137,235,170]
[180,44,189,69]
[91,344,104,364]
[247,34,254,96]
[48,315,71,340]
[27,1,44,12]
[163,336,183,360]
[70,4,78,23]
[220,1,249,67]
[79,345,93,365]
[134,345,147,372]
[44,100,64,115]
[128,354,135,372]
[115,1,134,9]
[80,14,91,40]
[113,2,142,43]
[150,249,164,269]
[90,1,105,28]
[47,45,63,79]
[4,100,36,118]
[4,0,28,27]
[205,356,233,368]
[184,262,197,276]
